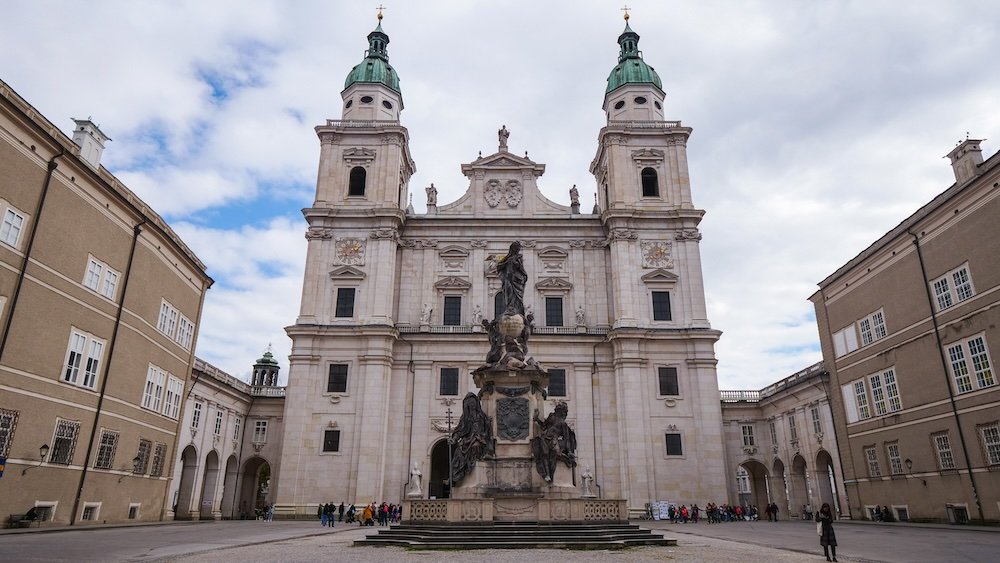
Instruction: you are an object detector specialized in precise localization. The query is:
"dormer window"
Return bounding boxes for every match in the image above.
[641,167,659,197]
[348,166,366,196]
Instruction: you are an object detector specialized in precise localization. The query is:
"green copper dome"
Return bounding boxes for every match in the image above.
[606,22,662,94]
[255,350,279,367]
[344,22,400,93]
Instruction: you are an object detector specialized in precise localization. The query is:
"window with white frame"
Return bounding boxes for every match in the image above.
[0,408,17,458]
[811,407,822,435]
[741,424,755,447]
[0,206,26,248]
[135,439,151,474]
[128,503,141,519]
[50,419,81,465]
[214,410,224,436]
[80,502,101,521]
[870,372,888,417]
[980,423,1000,466]
[233,416,242,441]
[886,442,903,475]
[83,256,120,300]
[932,264,975,311]
[253,420,267,443]
[63,329,105,390]
[854,380,871,420]
[933,433,956,470]
[859,309,887,346]
[142,365,166,412]
[164,377,183,419]
[736,466,751,494]
[150,443,167,477]
[94,429,119,470]
[175,316,194,350]
[788,412,799,441]
[947,334,995,394]
[864,446,881,477]
[832,325,859,358]
[157,300,179,338]
[191,402,203,428]
[883,368,902,412]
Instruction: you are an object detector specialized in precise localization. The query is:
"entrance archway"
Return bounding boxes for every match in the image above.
[174,445,199,520]
[238,457,271,518]
[790,454,809,518]
[429,439,451,499]
[816,450,839,516]
[220,455,239,519]
[770,458,789,518]
[737,459,770,512]
[200,450,220,519]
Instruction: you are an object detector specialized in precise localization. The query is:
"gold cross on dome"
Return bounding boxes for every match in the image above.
[622,4,631,21]
[376,4,386,21]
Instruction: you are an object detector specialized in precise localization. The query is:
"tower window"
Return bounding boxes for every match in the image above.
[382,100,393,109]
[360,95,374,103]
[323,430,341,452]
[348,167,366,196]
[658,367,679,396]
[652,291,672,321]
[545,297,564,327]
[641,167,659,197]
[327,364,348,393]
[443,296,462,326]
[634,96,647,104]
[335,288,356,317]
[613,100,625,110]
[654,101,662,109]
[345,99,353,108]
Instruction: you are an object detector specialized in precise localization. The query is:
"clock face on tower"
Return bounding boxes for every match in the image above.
[641,240,673,269]
[335,237,366,265]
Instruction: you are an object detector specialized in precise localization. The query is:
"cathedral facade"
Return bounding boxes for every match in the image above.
[274,18,729,516]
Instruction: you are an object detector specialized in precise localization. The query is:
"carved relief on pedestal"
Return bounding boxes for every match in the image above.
[497,397,530,440]
[641,240,673,269]
[335,237,366,265]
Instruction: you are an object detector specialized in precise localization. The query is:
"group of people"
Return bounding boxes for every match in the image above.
[316,501,402,527]
[871,504,894,522]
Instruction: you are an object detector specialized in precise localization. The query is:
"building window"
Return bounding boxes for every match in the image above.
[883,368,902,412]
[94,429,119,470]
[214,410,224,436]
[811,407,822,434]
[947,334,996,394]
[50,419,81,465]
[741,425,755,447]
[128,503,141,520]
[63,329,105,390]
[150,443,167,477]
[769,420,778,446]
[641,167,659,197]
[548,368,566,397]
[233,416,242,441]
[788,414,798,441]
[980,423,1000,466]
[854,380,871,420]
[335,288,356,318]
[832,325,860,358]
[253,421,268,444]
[164,377,182,419]
[439,367,459,396]
[191,402,203,428]
[0,206,26,248]
[545,297,563,327]
[494,292,505,319]
[327,364,348,393]
[142,365,167,412]
[135,439,152,474]
[348,166,366,196]
[933,434,955,470]
[0,408,17,458]
[859,309,887,346]
[932,264,975,311]
[665,433,683,456]
[736,467,751,494]
[652,291,671,321]
[83,256,120,300]
[864,446,881,477]
[443,296,462,326]
[81,503,101,521]
[869,372,888,417]
[886,443,903,475]
[323,430,341,452]
[175,316,194,350]
[657,367,679,396]
[157,300,179,339]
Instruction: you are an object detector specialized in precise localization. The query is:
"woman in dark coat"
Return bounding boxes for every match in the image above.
[816,502,837,561]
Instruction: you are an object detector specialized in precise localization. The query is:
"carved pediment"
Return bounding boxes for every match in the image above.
[537,246,568,259]
[640,269,679,285]
[343,147,376,164]
[438,246,469,259]
[433,276,472,290]
[631,148,665,163]
[535,277,573,293]
[329,265,366,281]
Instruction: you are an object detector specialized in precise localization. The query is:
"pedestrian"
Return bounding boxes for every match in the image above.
[266,503,274,522]
[771,502,780,521]
[338,502,345,522]
[318,503,326,526]
[873,505,882,522]
[816,502,838,562]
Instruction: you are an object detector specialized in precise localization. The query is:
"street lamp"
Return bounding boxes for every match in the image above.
[904,458,927,486]
[21,443,50,475]
[119,456,143,483]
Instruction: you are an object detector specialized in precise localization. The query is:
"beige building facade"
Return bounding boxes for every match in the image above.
[811,138,1000,523]
[0,79,212,524]
[274,19,729,516]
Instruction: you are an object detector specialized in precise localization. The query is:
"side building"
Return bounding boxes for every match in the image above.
[0,79,213,524]
[811,138,1000,524]
[720,362,848,519]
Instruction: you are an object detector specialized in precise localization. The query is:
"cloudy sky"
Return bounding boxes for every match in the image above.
[2,1,998,389]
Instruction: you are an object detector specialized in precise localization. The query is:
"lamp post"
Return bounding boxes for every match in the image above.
[21,444,49,475]
[445,405,454,498]
[118,455,142,483]
[904,458,927,486]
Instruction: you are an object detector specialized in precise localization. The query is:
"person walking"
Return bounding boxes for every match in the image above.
[816,502,838,562]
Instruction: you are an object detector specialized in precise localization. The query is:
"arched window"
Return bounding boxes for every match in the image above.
[641,167,659,197]
[348,167,366,196]
[494,292,506,320]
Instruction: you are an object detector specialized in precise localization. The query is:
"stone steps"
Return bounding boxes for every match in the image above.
[354,523,675,549]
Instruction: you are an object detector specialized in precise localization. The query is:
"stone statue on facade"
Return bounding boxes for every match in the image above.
[476,241,542,372]
[580,465,596,498]
[407,461,423,498]
[498,125,510,152]
[450,392,494,485]
[575,304,586,326]
[569,184,579,206]
[425,183,437,206]
[530,401,577,483]
[419,303,433,325]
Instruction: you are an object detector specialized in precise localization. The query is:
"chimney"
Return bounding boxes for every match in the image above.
[71,118,111,169]
[945,138,984,185]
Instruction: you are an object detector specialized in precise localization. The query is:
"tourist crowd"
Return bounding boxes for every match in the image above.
[660,501,784,523]
[317,501,402,527]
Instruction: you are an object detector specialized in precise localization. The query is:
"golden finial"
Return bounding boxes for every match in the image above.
[622,4,631,21]
[376,4,385,21]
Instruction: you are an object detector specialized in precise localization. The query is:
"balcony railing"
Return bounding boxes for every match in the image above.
[720,390,761,403]
[325,119,401,128]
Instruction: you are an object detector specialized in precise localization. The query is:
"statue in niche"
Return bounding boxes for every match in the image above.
[472,304,483,326]
[450,392,494,485]
[531,401,577,483]
[407,461,423,498]
[580,465,596,498]
[575,304,586,325]
[419,303,433,325]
